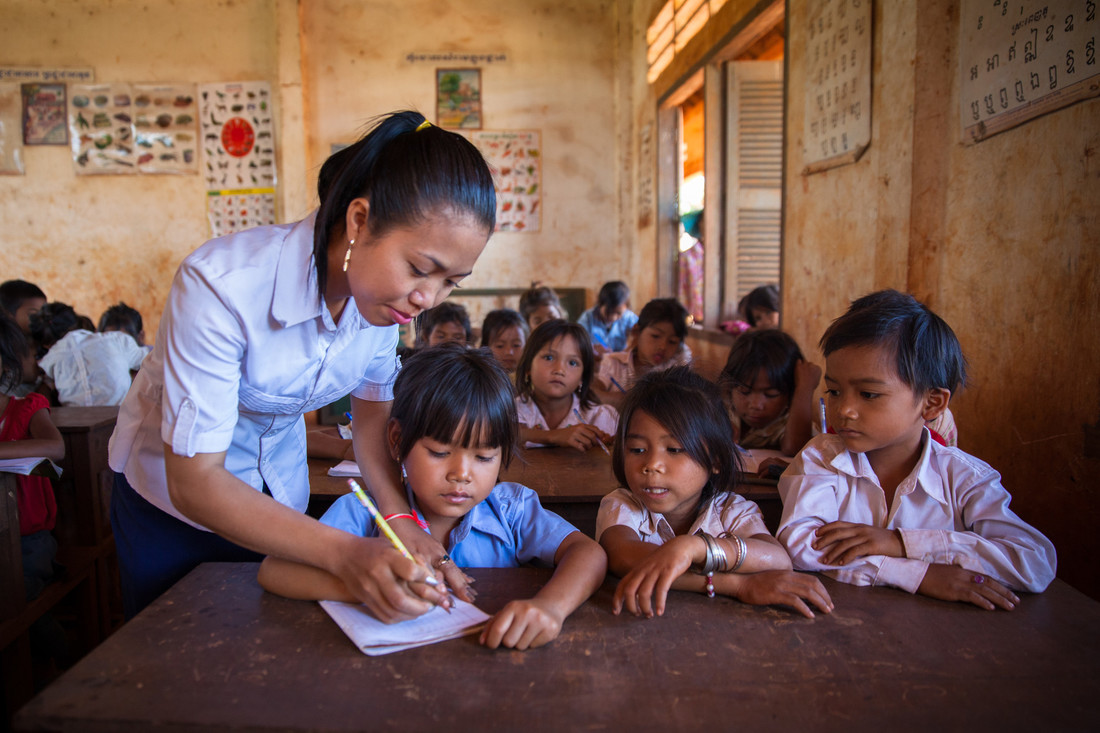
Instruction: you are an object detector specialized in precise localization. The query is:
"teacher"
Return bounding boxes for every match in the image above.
[108,111,496,620]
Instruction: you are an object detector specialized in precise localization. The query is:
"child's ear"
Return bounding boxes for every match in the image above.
[385,418,403,462]
[921,388,951,421]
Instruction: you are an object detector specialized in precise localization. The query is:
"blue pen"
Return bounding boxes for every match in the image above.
[609,376,626,393]
[591,331,609,348]
[573,408,612,456]
[344,411,353,423]
[819,397,827,434]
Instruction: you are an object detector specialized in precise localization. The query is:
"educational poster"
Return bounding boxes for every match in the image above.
[22,83,67,145]
[0,84,25,174]
[436,68,482,129]
[68,83,199,175]
[199,81,276,237]
[800,0,872,174]
[470,130,541,233]
[958,0,1100,143]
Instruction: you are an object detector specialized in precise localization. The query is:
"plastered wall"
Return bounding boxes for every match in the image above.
[783,0,1100,597]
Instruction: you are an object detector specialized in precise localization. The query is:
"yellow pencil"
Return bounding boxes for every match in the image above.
[346,479,440,588]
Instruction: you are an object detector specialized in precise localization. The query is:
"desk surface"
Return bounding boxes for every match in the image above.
[15,563,1100,731]
[50,405,120,431]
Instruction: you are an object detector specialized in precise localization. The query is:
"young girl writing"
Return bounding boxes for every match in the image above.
[259,345,607,650]
[480,308,527,374]
[597,366,833,619]
[0,316,66,600]
[718,329,821,473]
[594,298,692,408]
[514,320,618,452]
[778,290,1056,610]
[577,280,637,354]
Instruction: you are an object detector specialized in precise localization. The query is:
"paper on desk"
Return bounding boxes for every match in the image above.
[737,448,788,474]
[0,457,62,478]
[320,598,490,656]
[327,460,361,477]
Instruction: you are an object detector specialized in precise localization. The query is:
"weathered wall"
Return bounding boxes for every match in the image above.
[783,0,1100,597]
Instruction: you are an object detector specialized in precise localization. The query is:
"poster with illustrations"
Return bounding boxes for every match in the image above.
[68,82,198,175]
[22,83,67,145]
[470,130,541,233]
[0,84,25,174]
[199,81,276,237]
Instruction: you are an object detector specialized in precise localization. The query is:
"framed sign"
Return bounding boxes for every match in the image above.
[22,82,67,145]
[436,68,481,129]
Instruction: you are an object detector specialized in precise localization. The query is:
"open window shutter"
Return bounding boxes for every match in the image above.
[724,60,783,313]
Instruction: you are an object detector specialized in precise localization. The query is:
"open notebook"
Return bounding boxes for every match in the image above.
[0,457,62,479]
[320,598,490,656]
[327,460,361,477]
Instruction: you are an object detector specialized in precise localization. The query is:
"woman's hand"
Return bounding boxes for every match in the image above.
[732,570,834,619]
[329,534,446,622]
[812,521,904,565]
[480,599,564,650]
[388,516,475,602]
[612,535,703,617]
[918,564,1019,610]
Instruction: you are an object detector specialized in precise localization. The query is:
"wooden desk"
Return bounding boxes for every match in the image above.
[14,563,1100,731]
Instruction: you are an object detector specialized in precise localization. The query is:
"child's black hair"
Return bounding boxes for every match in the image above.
[518,283,566,322]
[29,302,80,355]
[514,320,598,410]
[479,308,528,347]
[390,344,518,468]
[313,110,496,298]
[0,280,47,318]
[595,281,630,320]
[743,284,779,327]
[613,366,741,512]
[98,302,144,345]
[0,314,30,393]
[718,330,805,400]
[635,298,689,341]
[819,289,968,395]
[414,301,472,347]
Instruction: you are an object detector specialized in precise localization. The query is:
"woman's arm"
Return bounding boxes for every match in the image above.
[164,447,441,622]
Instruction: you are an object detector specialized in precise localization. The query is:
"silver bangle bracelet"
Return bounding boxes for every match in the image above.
[731,534,747,572]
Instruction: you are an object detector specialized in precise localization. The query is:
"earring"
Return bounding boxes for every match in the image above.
[342,239,354,272]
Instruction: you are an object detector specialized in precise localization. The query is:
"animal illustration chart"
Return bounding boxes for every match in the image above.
[470,130,541,232]
[958,0,1100,142]
[199,81,276,237]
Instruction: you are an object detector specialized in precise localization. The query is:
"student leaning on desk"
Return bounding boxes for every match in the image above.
[106,111,496,621]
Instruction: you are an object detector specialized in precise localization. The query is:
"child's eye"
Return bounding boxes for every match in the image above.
[861,391,880,400]
[475,453,497,463]
[736,385,751,396]
[428,449,449,458]
[568,359,580,367]
[764,391,783,399]
[824,388,839,397]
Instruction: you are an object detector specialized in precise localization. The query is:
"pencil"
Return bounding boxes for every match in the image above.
[346,479,440,588]
[819,397,827,434]
[609,376,626,393]
[573,408,612,456]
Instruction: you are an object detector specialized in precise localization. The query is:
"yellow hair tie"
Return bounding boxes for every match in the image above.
[416,119,432,132]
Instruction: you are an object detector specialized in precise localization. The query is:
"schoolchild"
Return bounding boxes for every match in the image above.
[108,111,497,619]
[778,290,1056,609]
[577,280,638,354]
[514,320,617,451]
[597,366,832,618]
[259,345,607,649]
[415,301,472,348]
[479,308,527,374]
[98,301,149,349]
[595,298,692,406]
[518,283,565,331]
[0,279,48,336]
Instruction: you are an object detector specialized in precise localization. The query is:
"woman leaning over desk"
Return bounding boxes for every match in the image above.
[108,111,495,619]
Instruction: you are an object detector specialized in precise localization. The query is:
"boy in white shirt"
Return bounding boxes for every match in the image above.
[778,290,1056,610]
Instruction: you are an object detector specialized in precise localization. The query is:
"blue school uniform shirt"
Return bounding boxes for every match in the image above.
[577,307,638,352]
[321,482,577,568]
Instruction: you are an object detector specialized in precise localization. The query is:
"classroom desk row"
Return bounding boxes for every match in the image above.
[308,447,783,538]
[14,562,1100,731]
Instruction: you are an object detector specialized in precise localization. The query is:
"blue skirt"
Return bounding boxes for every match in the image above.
[110,472,264,619]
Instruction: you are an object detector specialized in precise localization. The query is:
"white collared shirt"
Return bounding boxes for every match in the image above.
[39,330,147,406]
[596,487,769,543]
[108,213,400,528]
[777,431,1057,593]
[515,393,619,448]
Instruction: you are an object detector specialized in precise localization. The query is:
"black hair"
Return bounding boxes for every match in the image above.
[313,110,497,298]
[0,279,46,318]
[514,320,598,409]
[98,302,144,345]
[595,281,630,322]
[635,298,689,341]
[29,302,80,355]
[613,366,741,512]
[719,330,805,400]
[819,289,968,395]
[414,301,472,347]
[517,283,566,322]
[479,308,528,347]
[743,285,779,327]
[0,314,30,393]
[390,344,518,468]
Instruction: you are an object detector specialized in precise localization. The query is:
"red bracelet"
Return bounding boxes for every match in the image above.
[382,513,431,531]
